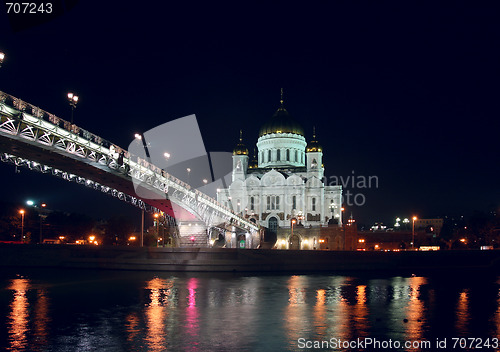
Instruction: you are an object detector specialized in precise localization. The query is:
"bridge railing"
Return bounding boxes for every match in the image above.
[0,91,258,231]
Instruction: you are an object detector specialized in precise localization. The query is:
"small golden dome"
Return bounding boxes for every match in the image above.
[306,127,322,152]
[233,130,249,156]
[248,148,258,168]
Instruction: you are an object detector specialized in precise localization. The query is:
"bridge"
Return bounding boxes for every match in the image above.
[0,90,260,248]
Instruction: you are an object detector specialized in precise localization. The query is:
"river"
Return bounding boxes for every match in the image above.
[0,269,499,351]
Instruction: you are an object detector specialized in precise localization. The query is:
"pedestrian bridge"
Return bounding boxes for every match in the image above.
[0,90,259,248]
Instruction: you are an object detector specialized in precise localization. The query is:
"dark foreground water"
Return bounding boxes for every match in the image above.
[0,269,499,351]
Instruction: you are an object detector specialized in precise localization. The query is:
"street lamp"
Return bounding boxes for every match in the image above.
[26,200,47,243]
[0,52,5,68]
[19,209,25,240]
[412,216,417,250]
[186,168,191,184]
[67,92,79,124]
[154,213,159,247]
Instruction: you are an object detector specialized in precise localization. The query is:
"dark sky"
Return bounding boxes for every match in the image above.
[0,1,499,226]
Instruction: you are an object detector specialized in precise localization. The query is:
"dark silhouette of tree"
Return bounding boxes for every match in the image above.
[104,216,135,245]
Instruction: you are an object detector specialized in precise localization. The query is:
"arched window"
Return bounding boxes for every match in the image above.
[261,152,264,163]
[268,217,278,234]
[295,150,298,162]
[268,150,271,162]
[286,149,290,161]
[292,195,296,210]
[276,196,280,209]
[311,158,317,168]
[277,149,281,161]
[312,197,316,211]
[250,196,255,211]
[267,196,271,210]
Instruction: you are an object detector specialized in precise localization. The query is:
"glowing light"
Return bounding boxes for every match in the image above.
[26,200,34,206]
[396,217,401,222]
[164,152,170,158]
[134,133,142,140]
[59,236,65,240]
[0,52,5,61]
[129,236,136,241]
[358,239,365,243]
[374,244,380,249]
[89,235,95,243]
[190,236,195,242]
[154,213,159,218]
[203,179,208,184]
[291,219,297,224]
[413,216,417,221]
[19,209,25,215]
[341,207,345,212]
[460,238,466,243]
[41,203,46,208]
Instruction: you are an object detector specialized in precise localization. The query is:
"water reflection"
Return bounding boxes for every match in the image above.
[285,276,311,348]
[184,277,200,351]
[144,278,171,351]
[1,272,500,352]
[7,279,30,351]
[33,289,50,350]
[404,276,426,342]
[455,289,469,334]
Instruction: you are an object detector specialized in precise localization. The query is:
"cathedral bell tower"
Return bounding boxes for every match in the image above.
[306,127,324,180]
[232,130,249,182]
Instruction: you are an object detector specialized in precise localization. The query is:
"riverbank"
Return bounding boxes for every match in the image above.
[0,244,499,274]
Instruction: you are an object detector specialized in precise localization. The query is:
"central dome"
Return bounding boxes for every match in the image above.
[258,106,305,137]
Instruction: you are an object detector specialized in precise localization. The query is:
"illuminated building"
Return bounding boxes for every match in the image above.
[217,90,343,249]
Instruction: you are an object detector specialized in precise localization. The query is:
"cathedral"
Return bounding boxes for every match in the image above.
[217,92,344,249]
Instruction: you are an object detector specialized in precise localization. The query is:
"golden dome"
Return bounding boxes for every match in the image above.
[258,89,304,137]
[248,148,258,168]
[306,127,322,152]
[233,130,249,155]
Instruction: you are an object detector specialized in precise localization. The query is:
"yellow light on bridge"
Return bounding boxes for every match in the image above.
[129,236,136,241]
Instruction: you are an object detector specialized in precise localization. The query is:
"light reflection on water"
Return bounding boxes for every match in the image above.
[0,271,498,351]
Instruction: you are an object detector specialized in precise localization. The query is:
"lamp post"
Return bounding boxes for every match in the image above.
[186,168,191,185]
[67,92,79,124]
[141,209,144,247]
[154,213,159,247]
[26,200,47,243]
[135,132,152,162]
[0,52,5,68]
[19,209,25,240]
[412,216,417,250]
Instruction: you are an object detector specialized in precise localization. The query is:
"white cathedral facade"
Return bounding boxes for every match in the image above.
[217,95,343,234]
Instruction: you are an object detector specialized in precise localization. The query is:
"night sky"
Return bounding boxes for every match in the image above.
[0,1,499,226]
